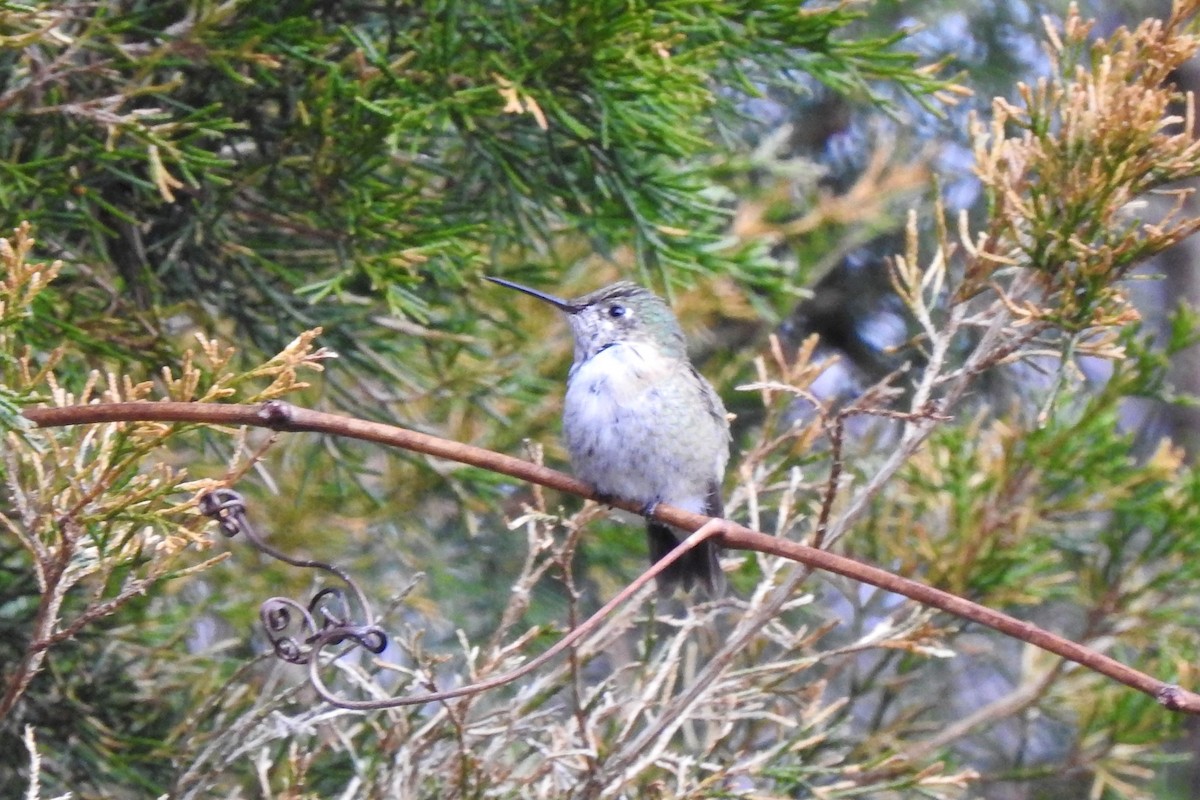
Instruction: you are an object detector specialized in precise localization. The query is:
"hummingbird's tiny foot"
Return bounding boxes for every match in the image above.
[593,491,617,507]
[640,500,660,518]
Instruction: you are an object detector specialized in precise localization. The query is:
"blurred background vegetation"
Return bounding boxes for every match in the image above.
[3,0,1200,797]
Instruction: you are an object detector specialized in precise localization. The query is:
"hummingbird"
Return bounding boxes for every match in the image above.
[488,276,731,595]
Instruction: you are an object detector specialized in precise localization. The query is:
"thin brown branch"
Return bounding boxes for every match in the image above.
[811,412,844,550]
[21,400,1200,715]
[0,528,76,719]
[305,520,727,709]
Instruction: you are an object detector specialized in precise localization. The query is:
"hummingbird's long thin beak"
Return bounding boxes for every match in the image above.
[486,276,578,313]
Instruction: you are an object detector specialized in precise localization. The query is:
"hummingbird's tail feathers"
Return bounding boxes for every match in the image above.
[646,522,727,597]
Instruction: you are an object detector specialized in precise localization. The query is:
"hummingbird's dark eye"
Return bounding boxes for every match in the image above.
[608,304,627,318]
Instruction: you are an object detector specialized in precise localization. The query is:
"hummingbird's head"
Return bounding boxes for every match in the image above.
[487,278,687,363]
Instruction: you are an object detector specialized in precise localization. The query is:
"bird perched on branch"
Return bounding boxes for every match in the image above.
[489,277,730,595]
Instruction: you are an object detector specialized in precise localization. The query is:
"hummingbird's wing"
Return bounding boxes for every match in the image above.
[704,478,724,519]
[676,366,729,596]
[700,478,728,596]
[690,365,730,427]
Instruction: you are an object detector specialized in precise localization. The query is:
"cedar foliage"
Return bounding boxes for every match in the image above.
[3,1,1200,798]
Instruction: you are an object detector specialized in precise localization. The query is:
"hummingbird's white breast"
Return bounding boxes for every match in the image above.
[562,341,726,514]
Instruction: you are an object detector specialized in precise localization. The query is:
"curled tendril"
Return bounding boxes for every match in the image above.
[198,488,250,538]
[201,485,728,711]
[311,587,351,629]
[200,489,388,666]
